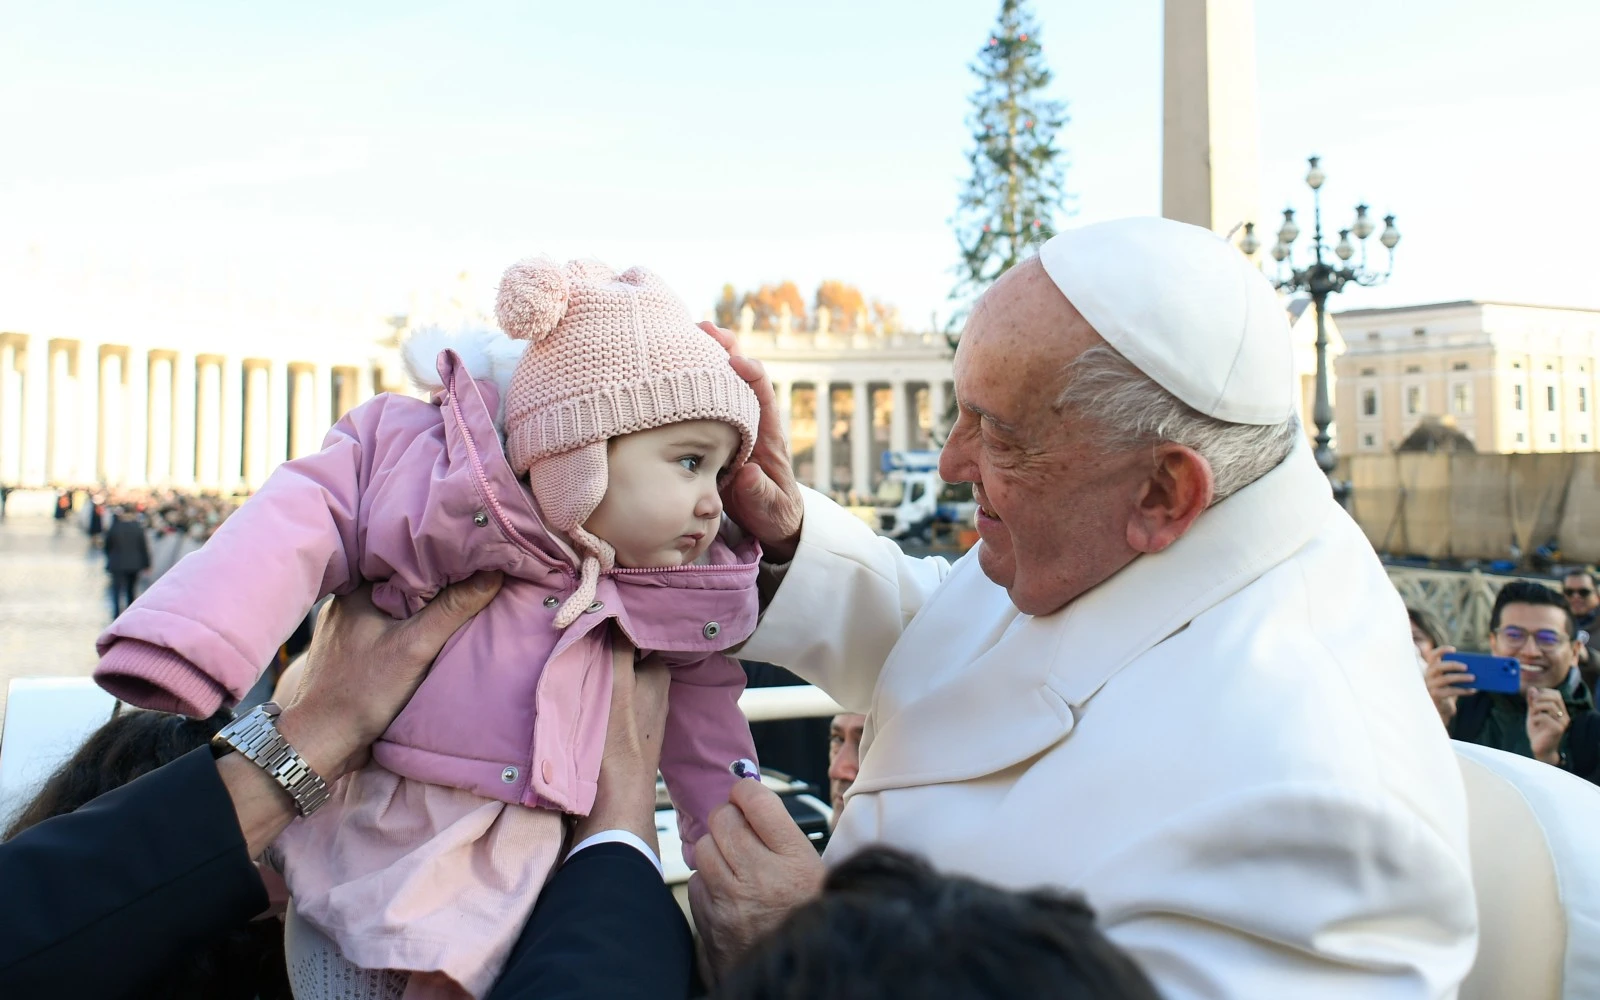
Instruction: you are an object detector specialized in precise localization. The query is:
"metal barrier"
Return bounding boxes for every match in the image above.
[1385,566,1554,651]
[738,684,844,722]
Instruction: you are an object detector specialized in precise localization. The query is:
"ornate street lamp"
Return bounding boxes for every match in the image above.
[1244,155,1401,484]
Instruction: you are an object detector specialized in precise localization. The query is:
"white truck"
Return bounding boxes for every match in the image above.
[872,450,977,541]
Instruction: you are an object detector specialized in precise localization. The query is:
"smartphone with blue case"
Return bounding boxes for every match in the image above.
[1442,652,1522,694]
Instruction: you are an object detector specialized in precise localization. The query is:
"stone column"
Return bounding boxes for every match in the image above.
[291,365,317,458]
[929,379,951,442]
[22,334,51,486]
[245,363,272,488]
[195,359,222,487]
[356,363,378,406]
[220,356,244,491]
[47,342,73,484]
[331,365,359,420]
[313,362,333,445]
[850,380,871,501]
[268,359,290,473]
[98,350,123,485]
[889,379,909,454]
[813,382,833,494]
[772,380,792,448]
[0,339,21,484]
[147,354,174,485]
[77,339,100,485]
[172,351,197,486]
[125,347,149,486]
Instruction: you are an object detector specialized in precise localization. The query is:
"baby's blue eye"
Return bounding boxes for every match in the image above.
[678,455,702,472]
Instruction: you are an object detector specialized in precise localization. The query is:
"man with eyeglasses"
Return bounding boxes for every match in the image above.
[1563,568,1600,691]
[1444,580,1600,784]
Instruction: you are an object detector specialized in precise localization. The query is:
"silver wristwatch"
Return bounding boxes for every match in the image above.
[212,701,332,816]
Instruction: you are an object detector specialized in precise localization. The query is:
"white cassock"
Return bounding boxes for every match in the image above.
[741,440,1477,998]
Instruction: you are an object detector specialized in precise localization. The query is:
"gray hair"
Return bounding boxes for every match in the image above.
[1055,345,1299,504]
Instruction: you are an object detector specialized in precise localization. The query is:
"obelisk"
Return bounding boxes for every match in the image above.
[1161,0,1262,240]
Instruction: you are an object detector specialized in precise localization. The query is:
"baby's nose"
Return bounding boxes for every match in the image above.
[695,487,723,521]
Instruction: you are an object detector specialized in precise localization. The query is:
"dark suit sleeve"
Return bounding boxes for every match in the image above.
[1567,713,1600,786]
[0,747,270,998]
[487,842,694,1000]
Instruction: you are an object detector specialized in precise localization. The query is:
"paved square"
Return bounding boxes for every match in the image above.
[0,510,110,736]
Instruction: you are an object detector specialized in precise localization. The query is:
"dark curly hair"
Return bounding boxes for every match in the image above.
[4,708,290,1000]
[1491,580,1576,638]
[714,846,1161,1000]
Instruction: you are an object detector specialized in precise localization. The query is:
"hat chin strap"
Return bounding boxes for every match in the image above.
[553,527,615,629]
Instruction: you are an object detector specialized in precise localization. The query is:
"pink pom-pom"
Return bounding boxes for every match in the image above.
[496,257,569,342]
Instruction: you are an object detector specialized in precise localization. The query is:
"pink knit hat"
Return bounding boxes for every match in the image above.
[496,257,759,627]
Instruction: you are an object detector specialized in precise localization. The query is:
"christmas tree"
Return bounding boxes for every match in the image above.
[951,0,1068,310]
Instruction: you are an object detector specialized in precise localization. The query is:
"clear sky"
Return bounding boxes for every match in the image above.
[3,0,1597,333]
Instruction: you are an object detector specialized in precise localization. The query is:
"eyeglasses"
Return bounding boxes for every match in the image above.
[1565,588,1595,599]
[1493,626,1571,651]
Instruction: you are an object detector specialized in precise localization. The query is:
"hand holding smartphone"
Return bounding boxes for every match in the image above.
[1441,651,1522,695]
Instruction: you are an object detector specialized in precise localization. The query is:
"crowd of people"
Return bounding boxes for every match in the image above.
[1414,570,1600,785]
[49,487,239,618]
[5,220,1599,999]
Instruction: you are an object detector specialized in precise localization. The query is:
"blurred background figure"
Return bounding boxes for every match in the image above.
[828,713,866,822]
[103,506,150,619]
[1563,567,1600,691]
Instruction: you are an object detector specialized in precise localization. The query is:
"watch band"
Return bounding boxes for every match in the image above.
[212,702,332,816]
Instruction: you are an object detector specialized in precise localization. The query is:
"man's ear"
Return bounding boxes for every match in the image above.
[1125,445,1214,555]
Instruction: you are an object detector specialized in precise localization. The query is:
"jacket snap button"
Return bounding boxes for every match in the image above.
[703,621,721,639]
[543,595,559,608]
[472,511,489,527]
[541,759,554,782]
[585,601,604,614]
[501,766,519,783]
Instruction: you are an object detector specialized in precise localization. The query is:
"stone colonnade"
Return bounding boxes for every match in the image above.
[744,329,957,502]
[766,376,954,500]
[0,331,376,492]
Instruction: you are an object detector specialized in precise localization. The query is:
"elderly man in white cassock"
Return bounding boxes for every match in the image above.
[693,217,1477,998]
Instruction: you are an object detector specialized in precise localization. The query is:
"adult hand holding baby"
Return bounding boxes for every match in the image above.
[570,640,673,856]
[699,321,805,563]
[228,573,504,857]
[275,572,506,783]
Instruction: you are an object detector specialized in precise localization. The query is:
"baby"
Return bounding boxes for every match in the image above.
[94,258,763,998]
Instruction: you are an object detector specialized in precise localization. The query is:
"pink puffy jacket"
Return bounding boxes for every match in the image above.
[95,348,758,851]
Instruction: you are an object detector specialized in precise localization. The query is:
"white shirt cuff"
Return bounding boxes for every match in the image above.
[567,830,664,877]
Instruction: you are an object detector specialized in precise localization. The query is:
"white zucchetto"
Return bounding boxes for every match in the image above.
[1037,217,1295,426]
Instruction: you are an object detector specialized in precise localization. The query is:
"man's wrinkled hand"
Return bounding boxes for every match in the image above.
[276,572,503,781]
[687,777,825,981]
[699,321,805,562]
[571,641,672,855]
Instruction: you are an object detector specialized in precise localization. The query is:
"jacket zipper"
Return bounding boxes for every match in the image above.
[446,368,571,581]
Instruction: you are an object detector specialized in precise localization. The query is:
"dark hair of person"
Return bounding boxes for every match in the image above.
[1491,580,1577,637]
[1406,606,1447,650]
[1566,567,1598,590]
[4,709,290,1000]
[714,846,1162,1000]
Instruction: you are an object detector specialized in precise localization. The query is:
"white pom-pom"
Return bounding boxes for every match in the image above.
[496,257,569,342]
[401,324,501,392]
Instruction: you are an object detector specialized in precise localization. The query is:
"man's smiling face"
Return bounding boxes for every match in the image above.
[938,259,1150,616]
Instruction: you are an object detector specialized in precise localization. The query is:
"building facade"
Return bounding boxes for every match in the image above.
[1332,301,1600,455]
[0,328,405,493]
[740,290,1337,502]
[740,324,954,502]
